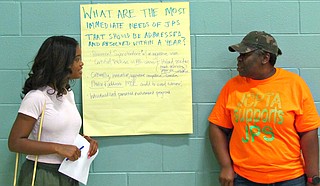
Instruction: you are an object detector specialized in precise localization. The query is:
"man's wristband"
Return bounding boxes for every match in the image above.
[307,176,320,185]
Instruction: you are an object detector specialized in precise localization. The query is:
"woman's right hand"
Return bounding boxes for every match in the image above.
[55,144,82,161]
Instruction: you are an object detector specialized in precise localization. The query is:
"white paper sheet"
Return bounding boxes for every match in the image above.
[58,134,99,185]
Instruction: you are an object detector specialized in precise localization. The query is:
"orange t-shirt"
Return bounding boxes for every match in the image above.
[208,68,320,183]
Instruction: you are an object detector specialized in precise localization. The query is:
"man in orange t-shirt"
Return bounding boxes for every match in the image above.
[208,31,320,186]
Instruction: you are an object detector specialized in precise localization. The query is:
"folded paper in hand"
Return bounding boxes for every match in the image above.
[58,134,99,185]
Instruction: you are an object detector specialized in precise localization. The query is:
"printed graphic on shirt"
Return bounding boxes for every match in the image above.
[233,92,284,143]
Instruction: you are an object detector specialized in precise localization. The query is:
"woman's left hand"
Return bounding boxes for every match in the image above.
[83,135,98,158]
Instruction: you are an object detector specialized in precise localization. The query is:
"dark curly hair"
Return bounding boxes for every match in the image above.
[22,36,79,98]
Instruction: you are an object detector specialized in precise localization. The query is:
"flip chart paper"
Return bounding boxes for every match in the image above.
[80,2,192,136]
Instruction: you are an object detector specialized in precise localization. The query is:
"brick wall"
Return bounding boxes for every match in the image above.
[1,0,319,185]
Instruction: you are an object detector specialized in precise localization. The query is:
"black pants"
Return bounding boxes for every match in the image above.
[234,174,306,186]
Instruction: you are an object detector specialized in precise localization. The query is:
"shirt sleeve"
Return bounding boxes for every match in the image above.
[208,84,233,129]
[18,90,46,119]
[294,78,320,132]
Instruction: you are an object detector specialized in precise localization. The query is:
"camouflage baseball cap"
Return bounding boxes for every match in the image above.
[228,31,282,55]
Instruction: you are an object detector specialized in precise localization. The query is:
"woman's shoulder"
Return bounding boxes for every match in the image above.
[19,87,48,118]
[24,87,48,99]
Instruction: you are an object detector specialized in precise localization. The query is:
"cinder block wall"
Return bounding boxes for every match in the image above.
[1,0,319,185]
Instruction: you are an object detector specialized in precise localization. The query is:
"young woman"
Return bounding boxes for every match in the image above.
[8,36,98,186]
